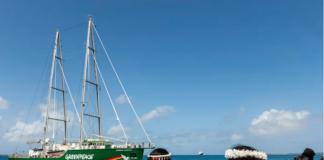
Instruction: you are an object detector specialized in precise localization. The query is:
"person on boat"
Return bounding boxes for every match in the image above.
[225,145,267,160]
[301,148,315,160]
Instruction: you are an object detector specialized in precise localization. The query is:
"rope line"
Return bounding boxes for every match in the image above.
[30,54,51,145]
[70,68,84,139]
[58,60,88,138]
[90,52,128,142]
[60,22,88,33]
[14,40,54,152]
[92,22,151,143]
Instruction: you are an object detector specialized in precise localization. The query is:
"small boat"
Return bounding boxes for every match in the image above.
[199,151,203,155]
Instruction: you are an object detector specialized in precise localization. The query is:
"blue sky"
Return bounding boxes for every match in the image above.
[0,0,322,155]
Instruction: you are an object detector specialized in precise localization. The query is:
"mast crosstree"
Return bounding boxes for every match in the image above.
[42,29,68,157]
[79,15,102,149]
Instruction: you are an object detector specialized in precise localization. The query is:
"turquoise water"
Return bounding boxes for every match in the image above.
[143,155,323,160]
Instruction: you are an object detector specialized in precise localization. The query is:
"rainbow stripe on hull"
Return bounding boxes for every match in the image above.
[106,155,123,160]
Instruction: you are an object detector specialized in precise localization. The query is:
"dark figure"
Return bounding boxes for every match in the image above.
[301,148,315,160]
[294,155,309,160]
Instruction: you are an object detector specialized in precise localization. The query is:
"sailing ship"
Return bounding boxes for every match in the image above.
[9,15,154,160]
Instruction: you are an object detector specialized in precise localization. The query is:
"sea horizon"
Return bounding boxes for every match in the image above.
[142,155,323,160]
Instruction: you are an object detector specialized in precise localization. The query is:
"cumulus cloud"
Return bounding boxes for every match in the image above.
[38,101,76,126]
[3,101,77,142]
[3,120,44,142]
[231,134,243,140]
[249,109,310,136]
[115,94,129,105]
[0,97,8,109]
[140,105,175,123]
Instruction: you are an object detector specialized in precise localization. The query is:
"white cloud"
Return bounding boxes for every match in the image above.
[231,134,243,140]
[3,101,77,142]
[140,105,175,123]
[115,94,128,105]
[249,109,310,136]
[0,116,2,121]
[107,125,131,139]
[0,97,8,109]
[3,120,44,142]
[38,101,76,126]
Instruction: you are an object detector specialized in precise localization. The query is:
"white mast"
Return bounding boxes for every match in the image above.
[43,30,59,156]
[43,29,68,157]
[79,16,91,149]
[80,15,102,148]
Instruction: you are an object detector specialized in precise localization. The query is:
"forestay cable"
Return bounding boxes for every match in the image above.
[58,60,88,138]
[92,22,151,143]
[90,52,128,142]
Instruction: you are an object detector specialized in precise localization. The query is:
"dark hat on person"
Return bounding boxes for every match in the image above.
[147,148,171,160]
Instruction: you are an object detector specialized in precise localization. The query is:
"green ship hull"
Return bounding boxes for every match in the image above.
[9,148,150,160]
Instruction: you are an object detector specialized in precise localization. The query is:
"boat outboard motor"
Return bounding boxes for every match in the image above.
[147,148,171,160]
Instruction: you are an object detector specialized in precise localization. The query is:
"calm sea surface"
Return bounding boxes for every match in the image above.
[143,155,323,160]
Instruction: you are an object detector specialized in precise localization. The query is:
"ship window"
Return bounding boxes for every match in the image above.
[131,153,137,157]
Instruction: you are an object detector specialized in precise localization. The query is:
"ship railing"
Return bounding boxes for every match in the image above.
[9,154,30,158]
[144,143,154,148]
[110,142,154,149]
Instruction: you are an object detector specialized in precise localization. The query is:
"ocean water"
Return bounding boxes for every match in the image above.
[143,155,323,160]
